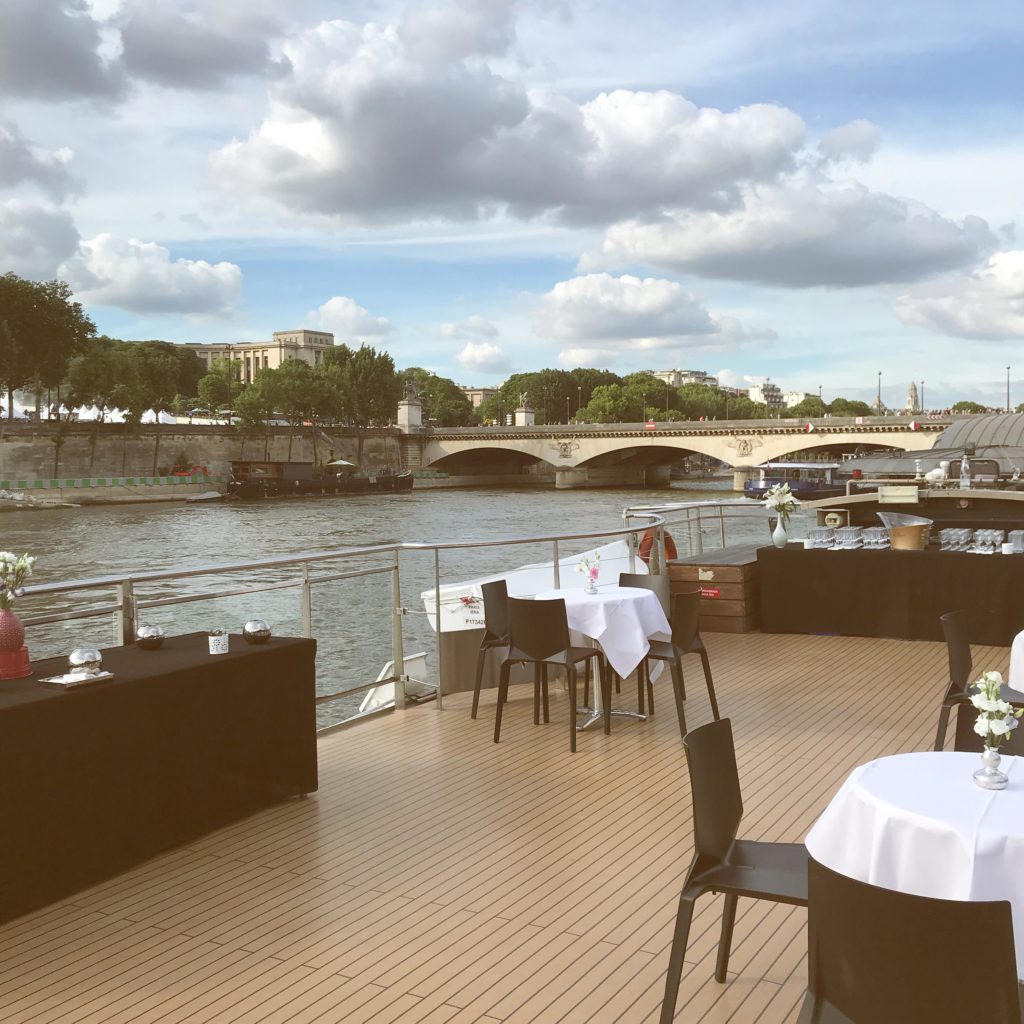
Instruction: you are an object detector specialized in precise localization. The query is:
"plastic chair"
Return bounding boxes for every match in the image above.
[470,580,510,720]
[660,719,807,1023]
[494,597,609,753]
[645,589,721,741]
[617,571,671,714]
[797,857,1023,1024]
[934,610,1024,750]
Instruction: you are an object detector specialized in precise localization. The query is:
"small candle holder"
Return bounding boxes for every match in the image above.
[207,630,229,655]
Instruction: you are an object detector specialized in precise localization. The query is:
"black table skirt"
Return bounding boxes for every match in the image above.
[757,546,1024,645]
[0,633,317,923]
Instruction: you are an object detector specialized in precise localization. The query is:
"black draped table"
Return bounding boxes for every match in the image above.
[0,632,317,923]
[758,546,1024,645]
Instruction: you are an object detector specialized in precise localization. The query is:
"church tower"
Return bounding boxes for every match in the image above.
[905,381,920,414]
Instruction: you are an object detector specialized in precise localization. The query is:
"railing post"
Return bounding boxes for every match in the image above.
[553,540,560,588]
[719,508,726,549]
[695,508,704,555]
[300,562,312,638]
[116,580,135,645]
[656,523,665,575]
[434,549,444,710]
[628,528,638,572]
[392,550,406,711]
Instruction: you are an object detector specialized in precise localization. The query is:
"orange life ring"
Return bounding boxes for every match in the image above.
[638,528,677,565]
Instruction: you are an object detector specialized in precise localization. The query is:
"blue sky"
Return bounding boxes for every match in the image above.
[2,0,1023,409]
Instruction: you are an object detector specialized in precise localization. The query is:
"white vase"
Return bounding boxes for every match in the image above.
[584,577,598,595]
[772,517,788,548]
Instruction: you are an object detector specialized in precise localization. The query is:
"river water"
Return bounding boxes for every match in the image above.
[3,481,800,725]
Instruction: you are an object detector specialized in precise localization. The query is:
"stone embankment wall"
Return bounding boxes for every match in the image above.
[0,424,403,484]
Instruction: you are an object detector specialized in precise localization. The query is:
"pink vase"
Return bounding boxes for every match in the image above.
[0,608,25,651]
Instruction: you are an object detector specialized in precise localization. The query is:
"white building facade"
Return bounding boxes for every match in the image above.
[185,330,335,384]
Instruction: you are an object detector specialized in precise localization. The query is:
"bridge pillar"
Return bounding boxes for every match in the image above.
[732,467,752,492]
[646,465,671,487]
[555,467,589,489]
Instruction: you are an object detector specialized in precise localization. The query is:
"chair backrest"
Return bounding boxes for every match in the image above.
[806,857,1021,1023]
[618,571,671,616]
[670,589,701,651]
[506,597,571,662]
[953,701,1024,755]
[682,718,743,863]
[480,579,509,642]
[940,609,972,695]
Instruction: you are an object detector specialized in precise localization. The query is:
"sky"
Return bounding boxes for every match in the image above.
[1,0,1023,410]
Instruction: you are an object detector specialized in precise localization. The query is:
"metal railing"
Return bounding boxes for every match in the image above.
[18,502,762,730]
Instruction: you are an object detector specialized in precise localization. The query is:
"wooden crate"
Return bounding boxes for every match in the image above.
[667,544,761,633]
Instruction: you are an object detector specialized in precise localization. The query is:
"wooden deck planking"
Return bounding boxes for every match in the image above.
[0,631,1010,1024]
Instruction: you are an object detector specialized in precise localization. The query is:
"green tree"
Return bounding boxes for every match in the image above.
[828,398,876,417]
[788,397,828,418]
[342,345,402,464]
[400,367,475,426]
[197,358,241,417]
[0,273,95,419]
[951,400,988,414]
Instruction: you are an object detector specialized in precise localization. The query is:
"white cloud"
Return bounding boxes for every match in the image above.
[818,119,882,165]
[61,234,241,313]
[117,0,291,90]
[593,181,994,288]
[212,13,805,226]
[894,251,1024,340]
[308,295,392,338]
[0,200,81,279]
[457,341,510,373]
[539,273,719,341]
[0,122,82,202]
[440,315,499,340]
[0,0,124,101]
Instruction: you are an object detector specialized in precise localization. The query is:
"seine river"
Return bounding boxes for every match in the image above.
[4,482,795,725]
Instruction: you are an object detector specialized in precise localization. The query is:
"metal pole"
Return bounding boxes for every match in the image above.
[1008,366,1011,414]
[392,550,406,710]
[116,580,135,645]
[434,549,443,709]
[300,562,312,638]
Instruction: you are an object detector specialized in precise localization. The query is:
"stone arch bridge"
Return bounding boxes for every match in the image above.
[402,416,950,489]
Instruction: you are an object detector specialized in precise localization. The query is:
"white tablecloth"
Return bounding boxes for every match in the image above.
[806,751,1024,979]
[533,585,670,679]
[1008,629,1024,689]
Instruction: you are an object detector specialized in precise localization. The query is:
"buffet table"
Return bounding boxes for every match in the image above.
[0,632,317,923]
[757,546,1024,644]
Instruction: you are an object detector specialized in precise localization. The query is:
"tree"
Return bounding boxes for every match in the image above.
[345,346,401,464]
[197,358,241,417]
[828,398,875,417]
[951,400,988,414]
[789,397,828,418]
[400,367,475,426]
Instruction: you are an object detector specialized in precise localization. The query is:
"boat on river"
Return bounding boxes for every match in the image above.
[742,461,844,501]
[806,414,1024,530]
[226,459,413,498]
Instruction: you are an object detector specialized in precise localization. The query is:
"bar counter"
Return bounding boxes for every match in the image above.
[0,632,317,923]
[757,545,1024,645]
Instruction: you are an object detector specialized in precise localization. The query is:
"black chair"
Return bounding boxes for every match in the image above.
[934,610,1024,750]
[617,571,671,714]
[470,579,509,720]
[660,719,807,1024]
[645,589,721,741]
[494,597,609,753]
[797,857,1023,1024]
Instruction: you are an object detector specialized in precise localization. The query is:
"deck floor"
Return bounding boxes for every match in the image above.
[0,631,1009,1024]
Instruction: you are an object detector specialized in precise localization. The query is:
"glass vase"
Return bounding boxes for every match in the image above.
[584,577,598,595]
[973,746,1009,790]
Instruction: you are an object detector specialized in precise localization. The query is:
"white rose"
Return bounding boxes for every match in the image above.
[971,694,987,710]
[983,671,1004,686]
[990,718,1011,737]
[974,718,992,737]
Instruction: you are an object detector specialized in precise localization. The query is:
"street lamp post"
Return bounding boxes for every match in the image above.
[921,381,925,414]
[565,396,570,424]
[577,386,582,414]
[642,392,647,422]
[877,371,882,414]
[1007,366,1011,414]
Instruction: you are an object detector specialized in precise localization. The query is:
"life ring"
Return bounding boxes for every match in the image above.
[638,528,677,565]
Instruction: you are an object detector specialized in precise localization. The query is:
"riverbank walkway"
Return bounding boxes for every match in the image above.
[0,630,1003,1023]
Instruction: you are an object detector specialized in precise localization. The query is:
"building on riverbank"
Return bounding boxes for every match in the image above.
[184,330,335,384]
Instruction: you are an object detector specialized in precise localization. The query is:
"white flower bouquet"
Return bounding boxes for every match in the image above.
[763,482,800,524]
[0,551,35,610]
[577,553,600,591]
[971,670,1024,747]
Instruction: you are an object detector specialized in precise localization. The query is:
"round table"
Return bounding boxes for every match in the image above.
[534,585,670,729]
[805,751,1024,979]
